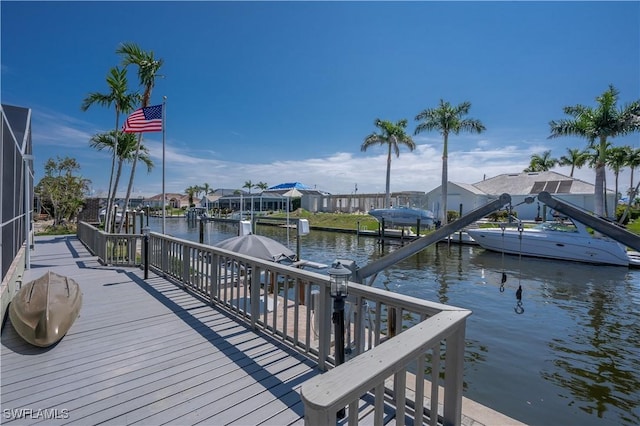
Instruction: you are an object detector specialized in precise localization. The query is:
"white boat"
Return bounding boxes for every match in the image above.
[466,220,631,266]
[186,207,209,220]
[368,206,435,227]
[98,208,124,224]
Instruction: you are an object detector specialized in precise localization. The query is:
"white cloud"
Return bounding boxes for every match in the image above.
[32,109,636,199]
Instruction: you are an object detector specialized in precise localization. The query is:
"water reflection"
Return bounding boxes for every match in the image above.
[470,250,640,425]
[543,284,640,424]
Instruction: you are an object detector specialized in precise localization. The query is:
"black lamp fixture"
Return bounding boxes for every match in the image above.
[142,226,151,279]
[329,261,350,298]
[328,261,351,419]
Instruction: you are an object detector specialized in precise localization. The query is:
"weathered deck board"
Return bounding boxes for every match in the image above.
[1,236,320,425]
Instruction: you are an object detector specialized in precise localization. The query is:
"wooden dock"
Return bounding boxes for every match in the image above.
[1,236,318,425]
[2,235,524,426]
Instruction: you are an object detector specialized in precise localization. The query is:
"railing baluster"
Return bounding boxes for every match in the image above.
[374,383,385,426]
[374,301,382,346]
[430,343,440,426]
[282,274,289,341]
[415,353,426,425]
[293,277,300,346]
[395,368,406,424]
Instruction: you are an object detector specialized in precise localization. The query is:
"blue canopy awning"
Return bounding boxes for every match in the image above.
[267,182,312,190]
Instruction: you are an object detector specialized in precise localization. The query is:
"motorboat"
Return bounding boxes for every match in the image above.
[466,219,631,266]
[368,206,435,227]
[186,207,210,220]
[9,271,83,347]
[99,208,124,224]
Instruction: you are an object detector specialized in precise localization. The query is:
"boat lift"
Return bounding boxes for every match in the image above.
[350,193,512,286]
[537,191,640,252]
[341,191,640,286]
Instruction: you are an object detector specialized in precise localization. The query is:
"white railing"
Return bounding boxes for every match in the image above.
[77,222,141,266]
[77,222,471,425]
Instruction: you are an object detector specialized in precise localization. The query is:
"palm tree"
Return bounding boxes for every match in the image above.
[116,42,164,232]
[606,145,630,205]
[201,182,212,197]
[243,180,254,194]
[586,141,613,216]
[415,100,485,224]
[255,181,269,212]
[361,119,415,209]
[201,182,212,211]
[558,147,589,177]
[81,66,139,231]
[620,147,640,223]
[185,186,197,207]
[193,185,204,199]
[549,85,640,216]
[90,131,153,208]
[524,150,558,172]
[626,147,640,201]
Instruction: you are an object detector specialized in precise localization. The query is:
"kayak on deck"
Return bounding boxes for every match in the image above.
[9,271,82,347]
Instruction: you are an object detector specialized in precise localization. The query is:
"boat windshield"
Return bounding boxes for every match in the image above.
[535,221,579,233]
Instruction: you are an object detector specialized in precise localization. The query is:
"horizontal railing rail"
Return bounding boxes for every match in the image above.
[77,222,471,425]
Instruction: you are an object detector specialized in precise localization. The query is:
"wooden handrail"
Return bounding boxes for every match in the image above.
[300,310,470,425]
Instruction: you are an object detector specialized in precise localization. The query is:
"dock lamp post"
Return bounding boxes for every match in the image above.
[328,261,350,419]
[142,226,150,279]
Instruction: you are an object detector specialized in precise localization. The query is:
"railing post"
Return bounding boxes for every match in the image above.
[302,406,332,426]
[443,323,466,426]
[144,234,149,279]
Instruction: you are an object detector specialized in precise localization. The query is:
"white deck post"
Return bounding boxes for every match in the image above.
[443,323,466,426]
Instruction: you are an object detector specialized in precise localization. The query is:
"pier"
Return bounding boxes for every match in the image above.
[2,230,524,425]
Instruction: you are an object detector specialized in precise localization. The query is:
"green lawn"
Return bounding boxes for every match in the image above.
[36,210,640,237]
[268,210,381,231]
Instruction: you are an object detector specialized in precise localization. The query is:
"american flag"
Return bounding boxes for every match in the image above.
[123,104,163,133]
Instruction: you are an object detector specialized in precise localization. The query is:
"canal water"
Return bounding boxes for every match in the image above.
[150,217,640,426]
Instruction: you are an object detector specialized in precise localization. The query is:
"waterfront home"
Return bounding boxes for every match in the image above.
[425,171,616,221]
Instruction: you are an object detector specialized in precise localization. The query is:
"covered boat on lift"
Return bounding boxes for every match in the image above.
[368,206,435,227]
[9,271,82,347]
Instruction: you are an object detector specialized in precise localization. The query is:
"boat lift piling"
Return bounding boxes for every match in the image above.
[354,194,513,285]
[538,191,640,252]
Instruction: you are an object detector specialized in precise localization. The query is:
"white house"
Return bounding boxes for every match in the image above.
[425,171,617,221]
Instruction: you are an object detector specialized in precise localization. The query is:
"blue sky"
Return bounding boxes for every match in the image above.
[2,1,639,198]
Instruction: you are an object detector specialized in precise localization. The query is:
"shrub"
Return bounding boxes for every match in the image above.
[486,209,517,222]
[447,210,460,222]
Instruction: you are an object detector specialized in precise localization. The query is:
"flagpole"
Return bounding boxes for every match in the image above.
[162,96,167,234]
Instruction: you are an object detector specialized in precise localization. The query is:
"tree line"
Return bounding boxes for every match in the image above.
[360,85,639,224]
[183,181,269,207]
